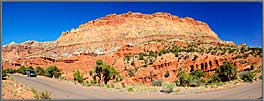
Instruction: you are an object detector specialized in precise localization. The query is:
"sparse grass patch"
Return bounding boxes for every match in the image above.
[152,80,162,86]
[160,82,175,94]
[31,88,51,99]
[240,71,256,82]
[73,70,83,83]
[127,86,134,92]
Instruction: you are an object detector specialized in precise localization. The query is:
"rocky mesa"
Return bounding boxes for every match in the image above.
[2,12,262,85]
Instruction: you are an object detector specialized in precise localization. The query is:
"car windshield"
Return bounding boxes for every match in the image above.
[28,70,35,73]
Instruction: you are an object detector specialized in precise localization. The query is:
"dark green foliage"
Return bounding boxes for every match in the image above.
[18,66,27,75]
[138,53,145,60]
[191,69,205,78]
[3,68,17,74]
[192,55,198,61]
[89,71,93,76]
[152,80,162,86]
[26,66,34,71]
[228,48,236,54]
[131,61,135,66]
[259,75,262,79]
[239,60,247,64]
[2,70,7,79]
[233,55,242,59]
[176,68,191,87]
[207,74,221,84]
[240,71,255,82]
[160,82,175,93]
[188,75,205,87]
[114,74,124,82]
[36,66,45,76]
[73,70,83,83]
[45,66,61,78]
[92,59,122,85]
[176,68,206,87]
[243,53,249,58]
[124,55,131,63]
[127,87,134,92]
[148,51,157,57]
[240,47,248,53]
[164,70,170,78]
[174,52,179,57]
[128,68,137,77]
[215,61,237,82]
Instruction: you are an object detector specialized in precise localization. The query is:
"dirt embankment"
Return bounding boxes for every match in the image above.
[2,76,34,99]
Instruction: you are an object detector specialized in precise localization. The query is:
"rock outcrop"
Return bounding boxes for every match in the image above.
[2,12,262,85]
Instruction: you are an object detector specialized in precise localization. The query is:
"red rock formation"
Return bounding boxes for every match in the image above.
[2,12,262,85]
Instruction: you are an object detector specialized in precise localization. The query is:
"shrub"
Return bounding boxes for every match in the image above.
[45,66,61,78]
[18,66,27,75]
[164,70,170,78]
[2,70,7,80]
[215,61,237,82]
[233,55,242,59]
[26,66,34,71]
[160,82,175,93]
[177,68,191,87]
[105,83,115,88]
[131,61,135,66]
[73,70,83,83]
[138,53,145,60]
[207,74,221,84]
[3,68,17,74]
[91,60,121,85]
[36,66,45,76]
[240,71,255,82]
[149,51,156,57]
[83,80,97,87]
[31,88,51,99]
[128,69,137,77]
[176,68,206,87]
[259,75,263,79]
[127,86,134,92]
[192,55,198,61]
[114,74,123,82]
[124,55,131,63]
[188,75,205,87]
[152,80,162,86]
[191,69,205,78]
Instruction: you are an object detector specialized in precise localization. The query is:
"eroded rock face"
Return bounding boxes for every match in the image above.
[2,12,262,85]
[56,12,220,46]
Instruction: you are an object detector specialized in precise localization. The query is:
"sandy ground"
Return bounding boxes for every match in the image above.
[2,76,34,99]
[9,74,262,100]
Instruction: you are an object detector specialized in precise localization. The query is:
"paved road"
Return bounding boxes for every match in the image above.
[10,74,263,100]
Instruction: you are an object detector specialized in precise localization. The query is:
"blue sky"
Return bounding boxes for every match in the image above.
[2,2,263,47]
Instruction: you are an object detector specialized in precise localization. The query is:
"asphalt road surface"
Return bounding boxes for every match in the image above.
[10,74,263,100]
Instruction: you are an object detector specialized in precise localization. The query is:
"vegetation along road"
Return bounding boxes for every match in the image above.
[10,74,262,100]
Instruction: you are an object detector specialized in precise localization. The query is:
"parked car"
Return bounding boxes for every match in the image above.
[26,70,37,77]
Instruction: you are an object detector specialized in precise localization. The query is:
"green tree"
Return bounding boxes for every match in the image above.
[240,71,255,82]
[152,80,162,86]
[73,70,83,83]
[4,68,17,74]
[92,59,121,86]
[215,61,237,82]
[164,70,170,78]
[45,66,61,78]
[18,66,27,75]
[138,53,145,60]
[124,55,131,63]
[36,66,45,76]
[26,66,34,71]
[191,69,205,78]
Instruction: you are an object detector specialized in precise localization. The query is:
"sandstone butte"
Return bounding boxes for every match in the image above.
[2,12,262,85]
